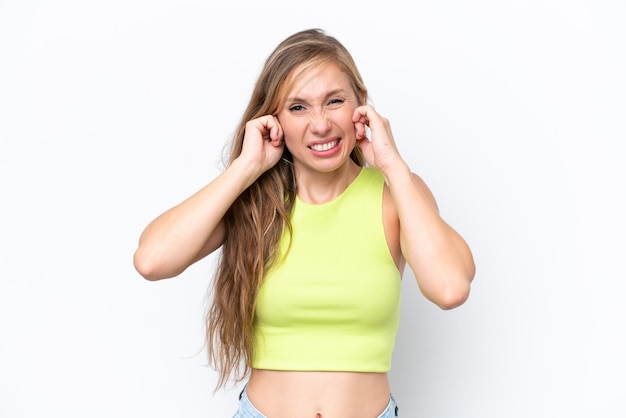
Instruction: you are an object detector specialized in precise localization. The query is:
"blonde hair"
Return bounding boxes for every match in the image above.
[206,28,368,390]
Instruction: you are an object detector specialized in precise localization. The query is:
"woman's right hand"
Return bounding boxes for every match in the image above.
[239,115,285,175]
[134,115,285,281]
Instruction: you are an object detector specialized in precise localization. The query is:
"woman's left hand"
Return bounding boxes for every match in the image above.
[352,105,404,174]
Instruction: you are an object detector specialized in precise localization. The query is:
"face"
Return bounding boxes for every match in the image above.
[276,61,361,175]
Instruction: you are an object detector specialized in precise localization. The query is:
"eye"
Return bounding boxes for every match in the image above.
[289,104,305,112]
[328,98,345,106]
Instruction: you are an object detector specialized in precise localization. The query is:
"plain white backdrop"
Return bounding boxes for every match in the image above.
[1,1,624,417]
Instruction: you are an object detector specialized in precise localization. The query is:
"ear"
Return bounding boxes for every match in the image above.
[358,91,368,106]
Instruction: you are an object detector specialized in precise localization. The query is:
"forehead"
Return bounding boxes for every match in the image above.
[285,61,353,98]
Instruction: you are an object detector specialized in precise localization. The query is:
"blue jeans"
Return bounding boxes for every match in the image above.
[233,387,399,417]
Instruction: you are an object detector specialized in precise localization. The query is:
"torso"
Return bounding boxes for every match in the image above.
[246,369,392,418]
[247,164,405,418]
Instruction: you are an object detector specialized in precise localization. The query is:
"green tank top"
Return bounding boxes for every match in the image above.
[253,167,402,372]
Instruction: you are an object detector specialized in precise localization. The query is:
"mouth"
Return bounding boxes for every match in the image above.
[308,139,340,152]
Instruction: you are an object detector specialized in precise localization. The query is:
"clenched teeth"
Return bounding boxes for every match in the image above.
[309,140,339,152]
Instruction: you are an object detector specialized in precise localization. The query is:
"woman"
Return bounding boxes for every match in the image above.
[134,28,475,418]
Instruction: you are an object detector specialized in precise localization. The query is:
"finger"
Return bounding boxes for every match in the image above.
[269,117,283,145]
[354,121,366,140]
[352,105,374,123]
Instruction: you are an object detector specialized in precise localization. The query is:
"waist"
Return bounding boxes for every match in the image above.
[246,369,391,417]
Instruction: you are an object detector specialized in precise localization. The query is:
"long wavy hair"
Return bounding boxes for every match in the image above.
[206,28,369,390]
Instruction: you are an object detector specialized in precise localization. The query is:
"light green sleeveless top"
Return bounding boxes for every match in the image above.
[253,167,401,372]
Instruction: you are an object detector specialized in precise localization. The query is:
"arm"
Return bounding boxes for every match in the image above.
[133,116,285,281]
[353,106,475,309]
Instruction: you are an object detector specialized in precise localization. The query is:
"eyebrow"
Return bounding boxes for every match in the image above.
[286,88,348,104]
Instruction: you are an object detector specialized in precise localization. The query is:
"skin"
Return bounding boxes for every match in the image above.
[134,61,475,417]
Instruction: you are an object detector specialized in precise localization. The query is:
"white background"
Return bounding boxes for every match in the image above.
[1,1,625,417]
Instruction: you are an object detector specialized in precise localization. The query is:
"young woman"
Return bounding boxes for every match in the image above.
[134,28,475,418]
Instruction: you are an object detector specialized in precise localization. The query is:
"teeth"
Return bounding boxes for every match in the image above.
[310,140,338,152]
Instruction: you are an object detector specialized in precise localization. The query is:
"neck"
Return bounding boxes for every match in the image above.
[295,161,362,204]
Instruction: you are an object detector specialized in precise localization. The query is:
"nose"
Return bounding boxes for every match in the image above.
[309,111,331,135]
